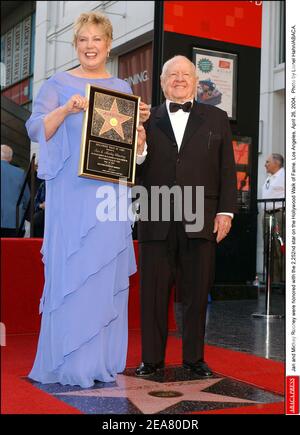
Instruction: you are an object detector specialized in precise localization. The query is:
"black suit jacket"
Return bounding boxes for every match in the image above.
[136,100,238,241]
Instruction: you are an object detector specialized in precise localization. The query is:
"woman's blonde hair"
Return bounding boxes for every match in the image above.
[73,11,113,46]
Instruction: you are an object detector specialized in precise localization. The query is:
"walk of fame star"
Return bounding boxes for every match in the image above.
[55,374,261,414]
[95,98,132,140]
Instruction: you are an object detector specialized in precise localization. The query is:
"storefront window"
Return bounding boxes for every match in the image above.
[1,12,35,109]
[118,43,153,105]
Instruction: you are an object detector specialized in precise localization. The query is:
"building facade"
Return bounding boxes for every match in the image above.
[1,1,36,169]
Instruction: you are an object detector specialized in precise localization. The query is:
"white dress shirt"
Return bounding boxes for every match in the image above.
[136,100,233,218]
[136,99,192,165]
[262,167,285,210]
[166,99,193,149]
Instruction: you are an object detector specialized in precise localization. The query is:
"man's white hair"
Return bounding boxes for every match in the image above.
[160,55,198,80]
[1,144,13,162]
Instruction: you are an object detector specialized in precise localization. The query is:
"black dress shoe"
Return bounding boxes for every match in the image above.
[135,361,164,377]
[183,360,213,377]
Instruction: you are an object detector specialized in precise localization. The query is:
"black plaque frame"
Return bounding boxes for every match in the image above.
[79,84,140,185]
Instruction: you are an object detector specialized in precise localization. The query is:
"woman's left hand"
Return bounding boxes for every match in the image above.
[139,101,150,124]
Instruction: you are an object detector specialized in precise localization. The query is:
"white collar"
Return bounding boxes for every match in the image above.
[269,167,284,178]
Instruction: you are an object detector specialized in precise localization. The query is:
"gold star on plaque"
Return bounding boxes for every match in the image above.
[95,99,132,140]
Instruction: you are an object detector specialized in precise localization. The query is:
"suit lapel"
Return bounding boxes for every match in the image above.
[155,102,177,144]
[180,101,206,154]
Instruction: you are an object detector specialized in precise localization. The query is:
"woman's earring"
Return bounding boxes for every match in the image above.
[107,51,110,58]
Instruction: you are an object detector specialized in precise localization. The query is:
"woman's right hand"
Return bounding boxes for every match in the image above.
[63,94,89,114]
[44,94,89,141]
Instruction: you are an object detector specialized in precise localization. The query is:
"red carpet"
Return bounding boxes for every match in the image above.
[1,334,81,414]
[127,331,284,396]
[1,239,45,334]
[1,239,284,414]
[2,331,284,414]
[0,238,176,334]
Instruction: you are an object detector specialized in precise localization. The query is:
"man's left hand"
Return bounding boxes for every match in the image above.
[213,215,232,243]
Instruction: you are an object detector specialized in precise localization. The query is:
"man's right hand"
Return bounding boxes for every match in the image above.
[136,125,146,155]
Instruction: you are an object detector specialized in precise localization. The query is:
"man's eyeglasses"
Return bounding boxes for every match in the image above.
[167,72,193,80]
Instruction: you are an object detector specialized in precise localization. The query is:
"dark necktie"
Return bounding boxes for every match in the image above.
[169,101,192,113]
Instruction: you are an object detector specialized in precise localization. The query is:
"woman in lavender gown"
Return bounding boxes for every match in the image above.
[26,11,148,388]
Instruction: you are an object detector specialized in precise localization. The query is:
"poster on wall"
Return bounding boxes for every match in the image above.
[193,47,237,120]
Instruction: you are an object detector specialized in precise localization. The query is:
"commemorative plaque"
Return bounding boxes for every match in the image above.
[79,84,140,185]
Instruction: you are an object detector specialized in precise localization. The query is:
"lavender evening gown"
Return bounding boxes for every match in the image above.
[26,72,136,388]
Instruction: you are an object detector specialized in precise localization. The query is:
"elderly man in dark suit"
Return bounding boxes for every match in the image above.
[135,55,237,377]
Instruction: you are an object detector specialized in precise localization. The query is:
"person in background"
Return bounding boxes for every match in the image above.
[262,154,285,209]
[262,153,285,284]
[23,160,44,238]
[26,11,149,388]
[1,144,29,237]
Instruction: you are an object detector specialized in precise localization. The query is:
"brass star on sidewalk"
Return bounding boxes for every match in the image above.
[56,374,260,414]
[95,98,132,140]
